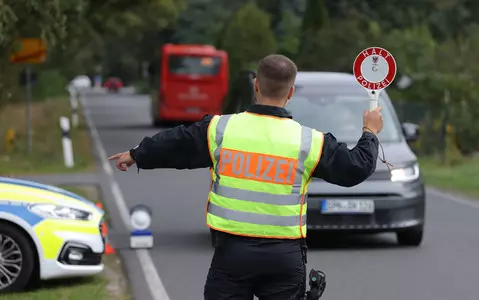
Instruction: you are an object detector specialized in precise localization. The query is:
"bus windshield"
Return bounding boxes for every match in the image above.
[168,55,221,76]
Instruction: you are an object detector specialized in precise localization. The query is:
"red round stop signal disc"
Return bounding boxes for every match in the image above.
[353,47,397,91]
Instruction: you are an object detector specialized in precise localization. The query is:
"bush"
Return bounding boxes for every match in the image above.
[134,80,150,94]
[443,125,463,166]
[32,69,69,100]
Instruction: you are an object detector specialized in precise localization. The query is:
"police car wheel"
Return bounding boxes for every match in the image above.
[0,223,35,292]
[396,225,423,246]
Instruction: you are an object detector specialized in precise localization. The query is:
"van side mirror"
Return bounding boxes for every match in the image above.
[246,70,256,79]
[402,122,420,142]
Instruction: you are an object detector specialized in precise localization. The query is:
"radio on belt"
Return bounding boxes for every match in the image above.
[129,204,154,249]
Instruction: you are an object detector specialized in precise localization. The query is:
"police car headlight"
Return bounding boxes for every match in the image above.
[390,163,420,183]
[29,204,92,221]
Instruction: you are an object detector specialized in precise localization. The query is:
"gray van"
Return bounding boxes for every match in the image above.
[225,71,425,246]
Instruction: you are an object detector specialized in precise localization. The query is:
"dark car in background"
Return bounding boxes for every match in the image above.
[225,71,425,246]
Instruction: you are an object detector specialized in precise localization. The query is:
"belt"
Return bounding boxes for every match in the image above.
[210,229,307,248]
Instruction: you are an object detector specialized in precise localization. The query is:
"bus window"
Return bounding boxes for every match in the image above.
[168,55,221,76]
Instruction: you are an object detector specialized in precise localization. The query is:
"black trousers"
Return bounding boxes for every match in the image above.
[204,233,307,300]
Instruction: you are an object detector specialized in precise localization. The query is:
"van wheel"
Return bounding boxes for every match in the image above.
[396,225,423,246]
[0,223,35,292]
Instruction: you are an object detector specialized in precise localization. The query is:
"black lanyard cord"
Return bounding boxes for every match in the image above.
[362,127,393,173]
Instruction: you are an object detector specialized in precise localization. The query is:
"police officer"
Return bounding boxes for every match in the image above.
[108,54,383,300]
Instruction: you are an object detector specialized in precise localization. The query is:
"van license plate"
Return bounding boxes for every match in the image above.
[321,200,374,214]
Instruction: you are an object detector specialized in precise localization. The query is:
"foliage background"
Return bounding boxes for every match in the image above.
[2,0,479,159]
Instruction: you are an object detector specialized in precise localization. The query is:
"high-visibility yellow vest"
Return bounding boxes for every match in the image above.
[206,112,324,239]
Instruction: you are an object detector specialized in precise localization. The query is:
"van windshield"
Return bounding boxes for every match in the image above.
[286,93,402,143]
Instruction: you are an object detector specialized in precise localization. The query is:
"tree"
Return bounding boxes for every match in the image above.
[0,0,82,106]
[298,0,328,57]
[172,0,241,45]
[381,25,436,78]
[256,0,284,35]
[219,2,277,75]
[277,11,302,57]
[297,19,372,72]
[0,0,77,53]
[301,0,328,33]
[0,0,185,105]
[62,0,185,83]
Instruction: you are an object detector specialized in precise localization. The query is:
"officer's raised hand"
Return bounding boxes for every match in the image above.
[363,106,383,135]
[108,151,136,171]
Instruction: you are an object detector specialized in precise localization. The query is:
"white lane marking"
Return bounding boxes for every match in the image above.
[80,93,170,300]
[427,187,479,209]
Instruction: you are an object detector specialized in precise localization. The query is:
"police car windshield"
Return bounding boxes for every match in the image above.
[286,93,401,143]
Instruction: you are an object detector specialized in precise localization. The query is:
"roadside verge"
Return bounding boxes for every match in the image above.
[0,96,94,176]
[419,156,479,201]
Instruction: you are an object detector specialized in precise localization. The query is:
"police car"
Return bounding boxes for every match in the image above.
[0,177,105,292]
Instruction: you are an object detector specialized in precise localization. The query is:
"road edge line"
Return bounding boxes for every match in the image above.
[427,187,479,209]
[79,92,171,300]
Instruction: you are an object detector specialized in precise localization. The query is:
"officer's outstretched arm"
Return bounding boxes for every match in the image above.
[311,131,379,187]
[130,115,214,170]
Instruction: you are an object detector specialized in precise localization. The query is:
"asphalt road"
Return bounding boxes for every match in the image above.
[84,91,478,300]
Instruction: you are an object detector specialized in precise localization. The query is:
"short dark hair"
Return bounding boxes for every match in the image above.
[256,54,297,99]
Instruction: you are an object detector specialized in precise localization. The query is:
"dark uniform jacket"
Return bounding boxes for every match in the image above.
[129,104,379,249]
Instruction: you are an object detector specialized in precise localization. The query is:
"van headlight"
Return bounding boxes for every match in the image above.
[390,163,420,183]
[29,204,92,221]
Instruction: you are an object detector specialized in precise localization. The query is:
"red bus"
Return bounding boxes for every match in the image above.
[150,44,229,126]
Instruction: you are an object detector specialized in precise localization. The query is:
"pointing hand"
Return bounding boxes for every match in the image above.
[108,151,136,171]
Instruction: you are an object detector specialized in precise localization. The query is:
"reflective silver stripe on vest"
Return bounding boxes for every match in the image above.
[208,202,307,226]
[211,182,302,205]
[292,127,312,195]
[213,114,233,185]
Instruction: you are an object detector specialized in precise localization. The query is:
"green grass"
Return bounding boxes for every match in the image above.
[2,276,111,300]
[418,156,479,199]
[0,96,95,175]
[1,186,130,300]
[1,256,130,300]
